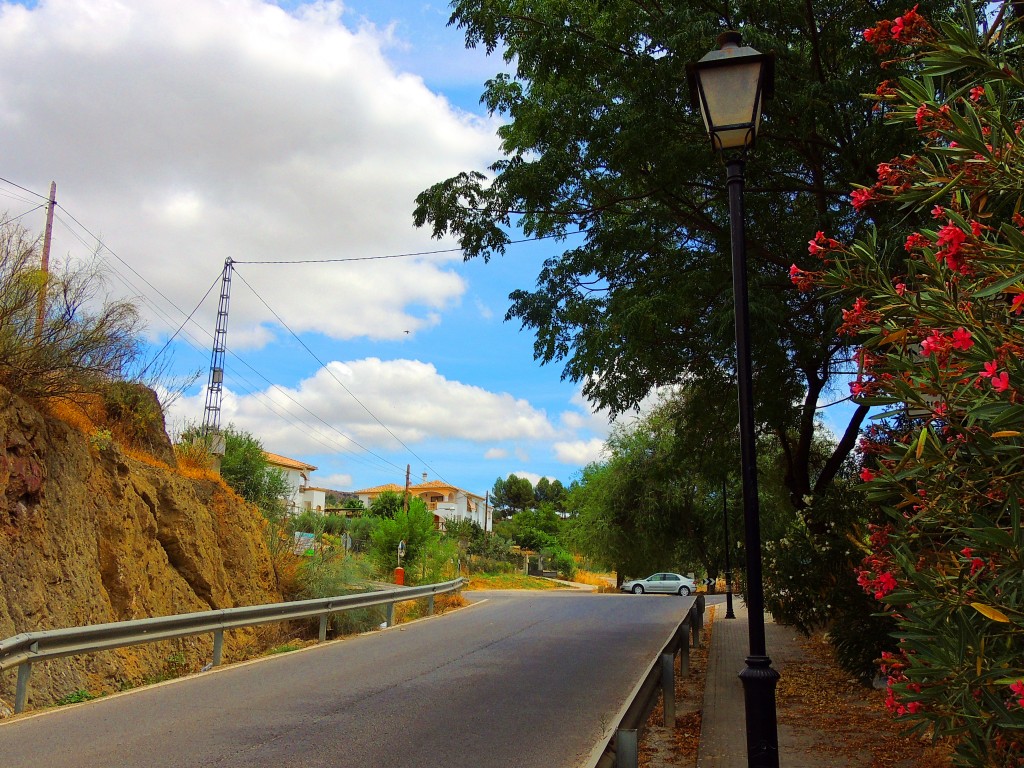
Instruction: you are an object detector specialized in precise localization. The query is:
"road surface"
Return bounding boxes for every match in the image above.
[1,590,693,768]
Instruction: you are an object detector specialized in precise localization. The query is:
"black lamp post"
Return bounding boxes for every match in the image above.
[723,478,736,620]
[688,32,780,768]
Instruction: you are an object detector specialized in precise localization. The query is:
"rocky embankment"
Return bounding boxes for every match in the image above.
[0,386,283,712]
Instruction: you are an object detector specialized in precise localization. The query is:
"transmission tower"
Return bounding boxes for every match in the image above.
[202,257,233,437]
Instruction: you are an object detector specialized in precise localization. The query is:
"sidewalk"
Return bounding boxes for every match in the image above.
[696,598,824,768]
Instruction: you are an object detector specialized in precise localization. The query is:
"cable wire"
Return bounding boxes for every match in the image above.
[233,267,449,484]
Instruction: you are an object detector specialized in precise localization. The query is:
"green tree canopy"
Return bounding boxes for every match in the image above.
[414,0,967,514]
[368,490,404,519]
[490,474,534,518]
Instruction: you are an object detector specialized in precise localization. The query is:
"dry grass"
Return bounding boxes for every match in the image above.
[573,570,618,592]
[466,573,565,590]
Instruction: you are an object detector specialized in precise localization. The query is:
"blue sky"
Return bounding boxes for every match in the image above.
[0,0,856,497]
[0,0,625,496]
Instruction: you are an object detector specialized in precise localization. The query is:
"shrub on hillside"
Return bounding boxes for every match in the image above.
[0,221,141,399]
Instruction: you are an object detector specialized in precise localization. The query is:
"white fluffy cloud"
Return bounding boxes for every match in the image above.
[167,357,556,456]
[552,438,606,465]
[0,0,499,344]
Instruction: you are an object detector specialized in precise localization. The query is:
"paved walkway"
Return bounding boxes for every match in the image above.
[697,598,820,768]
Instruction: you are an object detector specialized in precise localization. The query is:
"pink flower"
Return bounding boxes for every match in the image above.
[951,327,973,351]
[920,330,946,355]
[992,371,1010,392]
[980,360,1000,379]
[932,205,945,219]
[895,282,907,296]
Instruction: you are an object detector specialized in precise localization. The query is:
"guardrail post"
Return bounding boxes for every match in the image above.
[680,621,691,677]
[386,603,394,627]
[212,630,224,667]
[427,594,435,616]
[616,728,638,768]
[690,606,701,649]
[661,652,675,726]
[319,615,329,643]
[14,662,31,713]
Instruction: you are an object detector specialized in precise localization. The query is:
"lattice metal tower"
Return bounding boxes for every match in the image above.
[202,257,233,436]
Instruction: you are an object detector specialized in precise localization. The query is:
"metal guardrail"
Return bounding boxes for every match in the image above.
[589,595,706,768]
[0,577,465,715]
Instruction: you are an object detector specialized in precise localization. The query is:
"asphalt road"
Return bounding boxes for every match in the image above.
[1,590,693,768]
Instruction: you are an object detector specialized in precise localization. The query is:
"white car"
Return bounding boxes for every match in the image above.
[620,572,696,596]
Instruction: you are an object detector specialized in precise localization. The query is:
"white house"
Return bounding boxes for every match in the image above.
[263,451,326,514]
[353,473,490,531]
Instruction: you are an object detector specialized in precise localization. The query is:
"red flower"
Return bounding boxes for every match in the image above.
[981,360,1000,379]
[895,283,907,296]
[932,204,945,219]
[860,467,877,482]
[951,327,973,351]
[905,232,929,251]
[969,85,985,102]
[936,223,968,272]
[851,188,874,211]
[1011,294,1024,315]
[971,220,983,237]
[992,371,1010,392]
[961,547,973,558]
[916,104,930,130]
[969,557,985,576]
[1011,680,1024,708]
[875,571,898,600]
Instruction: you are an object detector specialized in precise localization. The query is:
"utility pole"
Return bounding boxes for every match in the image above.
[403,464,411,513]
[484,491,490,532]
[202,258,233,470]
[34,181,56,343]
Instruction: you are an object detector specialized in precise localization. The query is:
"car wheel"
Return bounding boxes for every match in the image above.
[632,584,644,594]
[678,586,691,596]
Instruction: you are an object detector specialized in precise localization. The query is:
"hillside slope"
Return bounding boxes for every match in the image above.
[0,386,284,711]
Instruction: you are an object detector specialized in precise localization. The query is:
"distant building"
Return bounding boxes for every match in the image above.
[353,473,490,531]
[263,451,326,514]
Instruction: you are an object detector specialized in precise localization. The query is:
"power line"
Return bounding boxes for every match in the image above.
[233,230,585,264]
[233,267,449,485]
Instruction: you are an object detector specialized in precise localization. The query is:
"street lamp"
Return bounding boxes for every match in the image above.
[688,32,780,768]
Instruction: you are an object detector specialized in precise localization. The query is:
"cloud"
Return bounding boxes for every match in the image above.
[484,447,508,460]
[552,438,606,465]
[316,472,354,490]
[0,0,499,345]
[165,357,557,456]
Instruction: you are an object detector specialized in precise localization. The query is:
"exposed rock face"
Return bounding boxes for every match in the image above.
[0,387,284,710]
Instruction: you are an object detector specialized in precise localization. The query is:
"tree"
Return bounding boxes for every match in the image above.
[368,498,445,583]
[178,423,292,512]
[490,474,534,518]
[415,1,971,518]
[368,490,403,519]
[808,4,1024,762]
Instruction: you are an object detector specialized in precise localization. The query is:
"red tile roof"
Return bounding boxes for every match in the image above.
[263,451,317,472]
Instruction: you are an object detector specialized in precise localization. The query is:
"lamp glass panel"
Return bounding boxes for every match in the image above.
[697,60,762,148]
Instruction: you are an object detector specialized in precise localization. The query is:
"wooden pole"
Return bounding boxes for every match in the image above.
[404,464,411,513]
[35,181,56,343]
